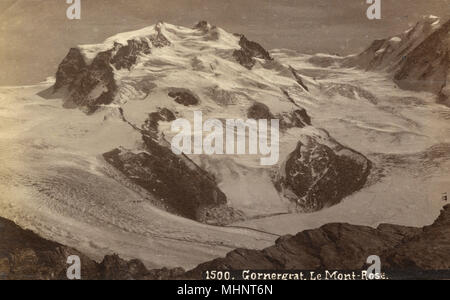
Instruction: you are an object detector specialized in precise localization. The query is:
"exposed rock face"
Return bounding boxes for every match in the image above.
[394,19,450,105]
[182,225,421,277]
[194,20,210,31]
[0,216,184,280]
[168,89,200,106]
[238,36,272,61]
[344,16,441,71]
[53,48,87,91]
[382,203,450,271]
[278,109,312,129]
[98,255,184,280]
[233,49,257,70]
[192,21,220,41]
[104,105,245,225]
[289,66,309,91]
[54,48,117,113]
[110,40,151,70]
[247,102,274,120]
[277,135,372,211]
[233,35,273,69]
[247,102,311,130]
[53,24,171,113]
[143,108,177,136]
[2,205,448,279]
[103,139,233,223]
[150,23,172,48]
[344,16,450,106]
[0,215,97,280]
[182,205,450,279]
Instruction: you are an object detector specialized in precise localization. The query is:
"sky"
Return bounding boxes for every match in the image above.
[0,0,449,85]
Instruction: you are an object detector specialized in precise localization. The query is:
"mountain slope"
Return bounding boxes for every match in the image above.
[343,15,450,106]
[394,17,450,106]
[48,21,372,222]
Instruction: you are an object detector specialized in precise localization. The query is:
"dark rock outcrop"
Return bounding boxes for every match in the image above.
[105,107,245,225]
[103,139,230,223]
[110,40,151,70]
[2,204,448,280]
[247,102,274,120]
[53,25,171,113]
[278,109,312,129]
[194,20,210,31]
[289,66,309,92]
[193,21,220,41]
[143,108,177,136]
[394,19,450,105]
[277,135,371,211]
[168,89,199,106]
[0,216,183,280]
[54,48,117,113]
[182,224,421,278]
[343,16,441,72]
[382,203,450,271]
[344,16,450,106]
[238,36,272,61]
[0,216,98,280]
[150,23,172,48]
[181,204,450,279]
[233,35,273,69]
[233,49,257,69]
[247,102,311,130]
[98,254,184,280]
[53,48,87,91]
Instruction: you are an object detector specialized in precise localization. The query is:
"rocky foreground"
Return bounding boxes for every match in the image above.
[1,204,448,280]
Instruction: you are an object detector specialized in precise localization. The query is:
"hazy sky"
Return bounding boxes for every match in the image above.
[0,0,449,85]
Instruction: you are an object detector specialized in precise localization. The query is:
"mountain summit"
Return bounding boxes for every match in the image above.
[344,15,450,106]
[53,21,275,113]
[48,21,371,224]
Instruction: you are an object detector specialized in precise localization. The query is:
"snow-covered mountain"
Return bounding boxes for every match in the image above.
[48,21,371,223]
[342,15,450,106]
[1,19,449,269]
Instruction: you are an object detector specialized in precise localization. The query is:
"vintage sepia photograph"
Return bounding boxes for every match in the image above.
[0,0,449,285]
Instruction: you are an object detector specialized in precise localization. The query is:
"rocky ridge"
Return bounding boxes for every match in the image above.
[1,205,448,280]
[181,204,450,279]
[343,15,450,106]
